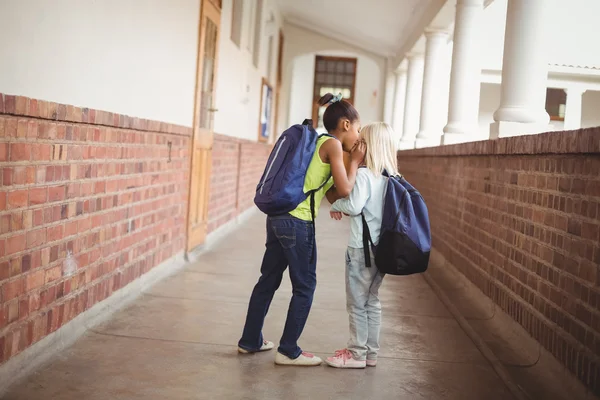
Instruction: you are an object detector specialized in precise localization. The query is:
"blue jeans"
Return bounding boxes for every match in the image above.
[238,215,317,359]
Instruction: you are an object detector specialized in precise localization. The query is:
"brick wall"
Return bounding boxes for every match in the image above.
[208,134,271,233]
[0,93,192,365]
[0,93,270,367]
[399,127,600,394]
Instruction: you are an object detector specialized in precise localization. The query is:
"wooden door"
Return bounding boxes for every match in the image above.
[273,30,284,136]
[187,0,221,251]
[311,56,357,129]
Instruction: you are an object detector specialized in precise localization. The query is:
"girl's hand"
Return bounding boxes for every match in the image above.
[330,211,343,221]
[350,140,366,165]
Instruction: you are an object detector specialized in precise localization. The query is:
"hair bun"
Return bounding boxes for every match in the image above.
[317,93,334,106]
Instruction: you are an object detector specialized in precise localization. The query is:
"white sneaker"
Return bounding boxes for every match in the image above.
[275,351,323,366]
[238,340,274,354]
[325,349,366,369]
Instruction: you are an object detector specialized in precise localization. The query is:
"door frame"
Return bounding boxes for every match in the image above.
[273,30,284,139]
[185,0,221,252]
[311,55,357,128]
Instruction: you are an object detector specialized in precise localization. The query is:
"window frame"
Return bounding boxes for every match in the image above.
[311,55,358,129]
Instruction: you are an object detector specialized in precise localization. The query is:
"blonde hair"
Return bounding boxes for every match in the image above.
[360,122,400,176]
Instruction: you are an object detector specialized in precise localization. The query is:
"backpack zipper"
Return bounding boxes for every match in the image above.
[259,136,287,194]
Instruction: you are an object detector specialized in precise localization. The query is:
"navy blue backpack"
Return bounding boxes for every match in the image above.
[254,119,332,221]
[362,172,431,275]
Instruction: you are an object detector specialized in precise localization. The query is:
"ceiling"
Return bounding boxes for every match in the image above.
[275,0,439,57]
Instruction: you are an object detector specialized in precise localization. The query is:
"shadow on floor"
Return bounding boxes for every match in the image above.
[2,208,593,400]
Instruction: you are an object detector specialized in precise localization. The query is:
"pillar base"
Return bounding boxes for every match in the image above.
[489,121,551,139]
[441,133,474,145]
[415,136,442,149]
[398,140,415,151]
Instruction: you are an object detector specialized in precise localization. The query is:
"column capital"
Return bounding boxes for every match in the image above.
[406,52,424,61]
[457,0,485,6]
[424,28,450,39]
[394,68,407,76]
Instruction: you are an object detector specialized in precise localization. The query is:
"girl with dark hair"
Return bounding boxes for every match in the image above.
[238,93,365,366]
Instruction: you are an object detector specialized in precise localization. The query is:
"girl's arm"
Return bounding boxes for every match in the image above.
[322,139,365,197]
[331,170,370,216]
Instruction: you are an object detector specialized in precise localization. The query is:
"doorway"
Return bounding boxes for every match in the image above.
[311,55,357,130]
[186,0,222,251]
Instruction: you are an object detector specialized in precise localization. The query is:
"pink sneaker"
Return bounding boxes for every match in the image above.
[366,359,377,367]
[325,349,366,369]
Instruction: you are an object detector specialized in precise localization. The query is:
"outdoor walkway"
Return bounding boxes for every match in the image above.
[1,209,589,399]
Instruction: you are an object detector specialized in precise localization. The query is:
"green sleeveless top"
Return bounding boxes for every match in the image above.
[289,136,334,221]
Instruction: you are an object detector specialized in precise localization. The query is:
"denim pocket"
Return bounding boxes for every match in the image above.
[273,226,296,249]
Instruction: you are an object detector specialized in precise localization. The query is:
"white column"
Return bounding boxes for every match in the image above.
[382,57,396,125]
[383,73,395,125]
[563,87,586,130]
[416,29,450,148]
[391,69,407,142]
[490,0,550,139]
[399,53,424,150]
[443,0,484,145]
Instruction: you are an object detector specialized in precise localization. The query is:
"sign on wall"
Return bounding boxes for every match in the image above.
[258,78,273,142]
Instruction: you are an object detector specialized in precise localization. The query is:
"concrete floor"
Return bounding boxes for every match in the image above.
[2,209,592,400]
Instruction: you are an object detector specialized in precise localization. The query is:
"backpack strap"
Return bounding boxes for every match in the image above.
[361,213,375,268]
[305,173,332,263]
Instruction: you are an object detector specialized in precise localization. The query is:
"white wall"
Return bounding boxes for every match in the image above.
[280,23,386,134]
[0,0,200,127]
[213,0,282,141]
[481,0,600,71]
[287,52,382,133]
[582,90,600,129]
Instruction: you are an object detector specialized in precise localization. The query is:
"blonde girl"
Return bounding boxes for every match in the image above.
[324,122,399,369]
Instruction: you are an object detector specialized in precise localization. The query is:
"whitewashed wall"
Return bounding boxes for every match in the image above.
[280,23,386,135]
[213,0,283,141]
[0,0,201,127]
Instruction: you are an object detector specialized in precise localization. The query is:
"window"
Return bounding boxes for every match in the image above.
[246,0,255,52]
[312,56,357,129]
[252,0,264,67]
[546,88,566,121]
[266,35,274,80]
[230,0,243,47]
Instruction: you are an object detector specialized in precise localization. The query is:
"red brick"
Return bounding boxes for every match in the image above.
[45,266,62,284]
[2,277,24,301]
[581,222,600,241]
[4,95,16,113]
[0,262,9,281]
[40,286,57,308]
[25,270,45,291]
[48,185,66,203]
[29,187,47,205]
[27,228,46,248]
[15,96,28,114]
[0,215,10,235]
[65,221,78,237]
[0,143,8,161]
[6,234,26,255]
[7,301,19,324]
[47,224,64,242]
[9,143,29,162]
[7,167,23,186]
[7,190,28,209]
[31,144,52,161]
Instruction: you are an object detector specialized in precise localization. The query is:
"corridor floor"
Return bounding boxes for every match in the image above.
[1,210,570,399]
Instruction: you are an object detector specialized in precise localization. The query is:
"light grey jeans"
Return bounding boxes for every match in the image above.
[345,247,385,361]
